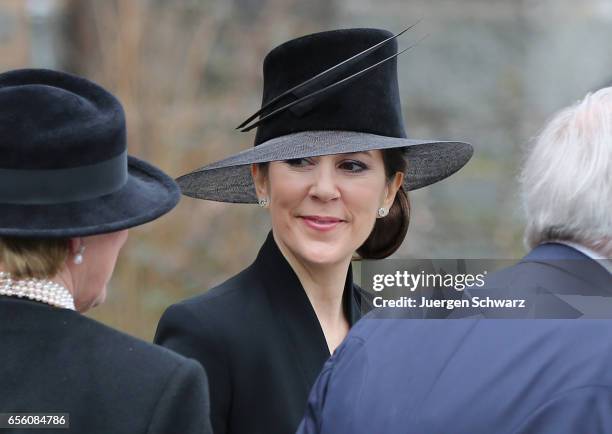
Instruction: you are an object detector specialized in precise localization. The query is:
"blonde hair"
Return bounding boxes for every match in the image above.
[521,87,612,256]
[0,237,70,279]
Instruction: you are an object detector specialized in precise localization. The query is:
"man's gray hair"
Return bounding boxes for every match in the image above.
[521,87,612,256]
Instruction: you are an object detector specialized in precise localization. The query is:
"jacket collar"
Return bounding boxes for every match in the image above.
[522,242,612,294]
[252,231,360,387]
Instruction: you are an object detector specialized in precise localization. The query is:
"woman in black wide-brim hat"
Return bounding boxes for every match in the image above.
[0,69,211,434]
[156,27,473,434]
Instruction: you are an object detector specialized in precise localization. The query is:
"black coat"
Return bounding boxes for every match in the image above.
[0,296,212,434]
[155,231,369,434]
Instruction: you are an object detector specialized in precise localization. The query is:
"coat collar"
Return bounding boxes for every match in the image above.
[251,231,361,388]
[522,242,612,295]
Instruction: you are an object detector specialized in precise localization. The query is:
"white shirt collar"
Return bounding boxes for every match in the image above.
[548,240,612,275]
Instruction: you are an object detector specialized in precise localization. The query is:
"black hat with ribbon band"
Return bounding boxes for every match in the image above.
[177,26,474,203]
[0,68,179,238]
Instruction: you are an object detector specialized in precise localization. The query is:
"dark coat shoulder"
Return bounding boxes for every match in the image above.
[0,297,212,434]
[155,232,366,434]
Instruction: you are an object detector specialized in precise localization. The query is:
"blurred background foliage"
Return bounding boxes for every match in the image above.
[1,0,611,339]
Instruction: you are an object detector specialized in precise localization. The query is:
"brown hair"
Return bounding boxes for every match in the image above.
[0,237,70,279]
[356,148,410,259]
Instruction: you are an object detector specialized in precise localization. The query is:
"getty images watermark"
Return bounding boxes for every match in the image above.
[368,268,527,310]
[359,259,611,319]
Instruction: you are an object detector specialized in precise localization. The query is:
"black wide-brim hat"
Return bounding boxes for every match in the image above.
[0,69,179,238]
[178,27,474,203]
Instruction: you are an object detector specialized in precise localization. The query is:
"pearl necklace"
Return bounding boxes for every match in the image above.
[0,271,75,310]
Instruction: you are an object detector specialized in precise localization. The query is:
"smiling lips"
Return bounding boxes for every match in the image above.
[300,215,345,232]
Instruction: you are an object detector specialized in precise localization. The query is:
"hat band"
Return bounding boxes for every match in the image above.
[0,150,128,205]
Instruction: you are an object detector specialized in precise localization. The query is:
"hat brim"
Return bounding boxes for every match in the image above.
[178,130,473,203]
[0,156,180,238]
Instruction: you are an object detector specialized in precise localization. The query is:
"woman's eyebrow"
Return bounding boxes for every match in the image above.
[342,151,372,157]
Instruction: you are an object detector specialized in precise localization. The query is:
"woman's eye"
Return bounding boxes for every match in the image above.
[285,158,312,167]
[339,160,367,172]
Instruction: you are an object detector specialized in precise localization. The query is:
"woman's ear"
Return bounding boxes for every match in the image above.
[384,172,404,209]
[68,238,82,255]
[250,163,268,198]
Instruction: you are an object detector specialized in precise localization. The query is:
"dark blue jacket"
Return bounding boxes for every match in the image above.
[297,244,612,434]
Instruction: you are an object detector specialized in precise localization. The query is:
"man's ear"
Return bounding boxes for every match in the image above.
[251,163,268,198]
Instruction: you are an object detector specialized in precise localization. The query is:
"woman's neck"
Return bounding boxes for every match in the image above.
[0,264,77,310]
[0,264,78,304]
[273,232,352,354]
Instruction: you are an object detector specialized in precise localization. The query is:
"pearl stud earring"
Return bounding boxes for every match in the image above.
[74,245,86,265]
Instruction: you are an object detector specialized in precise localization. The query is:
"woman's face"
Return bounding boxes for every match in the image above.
[70,230,128,312]
[252,150,403,267]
